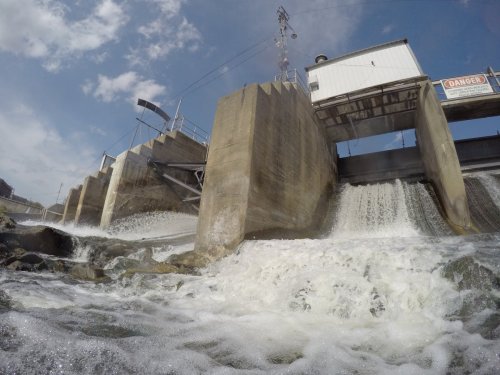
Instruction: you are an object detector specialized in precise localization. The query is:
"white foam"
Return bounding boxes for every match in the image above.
[332,180,421,239]
[20,220,109,237]
[2,235,499,373]
[477,173,500,209]
[21,211,198,241]
[3,180,500,373]
[107,211,198,240]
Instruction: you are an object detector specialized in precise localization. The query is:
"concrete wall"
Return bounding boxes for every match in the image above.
[186,82,335,265]
[74,167,113,226]
[44,203,64,222]
[339,146,424,183]
[61,185,82,224]
[153,131,208,163]
[100,131,206,228]
[338,135,500,184]
[0,196,43,216]
[415,80,471,230]
[455,135,500,166]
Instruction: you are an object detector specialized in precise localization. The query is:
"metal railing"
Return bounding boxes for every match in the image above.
[170,115,210,145]
[432,69,500,101]
[274,68,309,94]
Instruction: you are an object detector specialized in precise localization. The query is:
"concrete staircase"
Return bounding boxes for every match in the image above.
[99,131,207,228]
[60,130,207,228]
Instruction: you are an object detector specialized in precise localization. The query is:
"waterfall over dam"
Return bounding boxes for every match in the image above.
[2,172,500,374]
[331,180,452,238]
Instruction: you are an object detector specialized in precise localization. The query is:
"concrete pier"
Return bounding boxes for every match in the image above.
[415,80,471,230]
[177,82,335,266]
[61,185,82,224]
[74,167,113,226]
[100,131,206,228]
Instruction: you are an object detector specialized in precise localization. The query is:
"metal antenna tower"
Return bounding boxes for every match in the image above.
[276,6,297,82]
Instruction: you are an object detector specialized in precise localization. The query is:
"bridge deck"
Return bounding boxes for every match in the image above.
[441,93,500,122]
[319,72,500,143]
[338,135,500,184]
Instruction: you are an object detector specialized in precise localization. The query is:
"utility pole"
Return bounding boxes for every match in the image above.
[55,183,63,204]
[487,66,500,88]
[171,98,183,132]
[276,6,297,82]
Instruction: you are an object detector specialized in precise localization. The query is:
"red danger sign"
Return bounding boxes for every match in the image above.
[442,75,487,89]
[440,74,493,99]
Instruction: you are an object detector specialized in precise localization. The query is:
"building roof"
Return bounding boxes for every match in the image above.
[305,39,409,72]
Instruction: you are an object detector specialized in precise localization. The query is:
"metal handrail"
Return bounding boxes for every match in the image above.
[274,68,309,94]
[170,115,210,145]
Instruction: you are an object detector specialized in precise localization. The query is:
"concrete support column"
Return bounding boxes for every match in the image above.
[415,80,471,230]
[74,167,112,226]
[177,82,335,267]
[100,148,160,228]
[61,185,82,224]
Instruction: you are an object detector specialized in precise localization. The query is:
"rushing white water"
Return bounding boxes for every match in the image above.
[332,180,452,238]
[22,211,199,263]
[333,180,419,238]
[474,172,500,209]
[22,211,198,241]
[1,178,500,374]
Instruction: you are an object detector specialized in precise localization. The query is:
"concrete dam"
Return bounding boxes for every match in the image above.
[59,39,500,267]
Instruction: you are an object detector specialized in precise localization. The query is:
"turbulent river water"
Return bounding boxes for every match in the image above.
[1,172,500,374]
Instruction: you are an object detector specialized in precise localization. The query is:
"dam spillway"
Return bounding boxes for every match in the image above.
[2,172,500,373]
[51,40,500,267]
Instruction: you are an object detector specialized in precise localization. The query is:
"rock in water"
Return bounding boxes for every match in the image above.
[0,214,16,229]
[442,256,500,319]
[0,289,12,311]
[17,253,44,264]
[70,264,110,282]
[0,225,74,257]
[442,256,499,291]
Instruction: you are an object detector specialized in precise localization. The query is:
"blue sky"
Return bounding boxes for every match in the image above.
[0,0,499,206]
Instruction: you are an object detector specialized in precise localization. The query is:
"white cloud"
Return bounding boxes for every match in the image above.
[90,126,107,136]
[138,19,164,39]
[87,71,167,109]
[81,79,95,95]
[128,0,201,65]
[90,51,109,64]
[382,24,394,35]
[0,104,96,206]
[0,0,129,72]
[383,132,404,150]
[152,0,185,18]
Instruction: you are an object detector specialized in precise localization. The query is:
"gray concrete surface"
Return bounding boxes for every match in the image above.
[442,93,500,122]
[179,82,335,266]
[74,167,113,226]
[339,147,424,183]
[455,135,500,166]
[100,131,207,228]
[338,135,500,184]
[61,185,82,224]
[415,80,471,230]
[0,196,43,217]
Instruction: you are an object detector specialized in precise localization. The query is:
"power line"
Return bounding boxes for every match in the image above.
[291,0,484,16]
[180,44,270,98]
[171,36,272,100]
[66,39,272,192]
